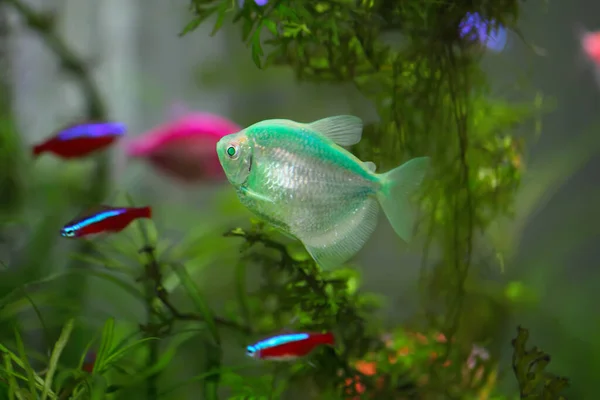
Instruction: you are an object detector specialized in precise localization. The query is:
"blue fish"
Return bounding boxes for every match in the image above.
[246,332,335,361]
[32,121,127,159]
[60,205,152,238]
[57,122,126,140]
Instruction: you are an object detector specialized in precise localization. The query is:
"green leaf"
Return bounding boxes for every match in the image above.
[3,352,17,400]
[179,6,220,37]
[110,326,203,391]
[263,19,277,35]
[251,27,264,69]
[511,325,570,399]
[93,318,115,374]
[13,327,37,397]
[103,337,159,367]
[211,1,230,36]
[169,263,220,345]
[41,319,74,400]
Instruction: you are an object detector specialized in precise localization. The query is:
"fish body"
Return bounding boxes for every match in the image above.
[82,351,96,373]
[577,26,600,85]
[246,332,335,361]
[126,113,241,183]
[32,122,126,159]
[60,205,152,238]
[216,115,430,269]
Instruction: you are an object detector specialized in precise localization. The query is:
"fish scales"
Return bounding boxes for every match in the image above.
[245,125,378,238]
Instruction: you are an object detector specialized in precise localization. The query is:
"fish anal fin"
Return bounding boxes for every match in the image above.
[300,197,379,270]
[306,115,364,146]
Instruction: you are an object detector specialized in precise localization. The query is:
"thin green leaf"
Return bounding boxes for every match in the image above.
[80,268,145,302]
[263,19,277,35]
[0,345,48,392]
[21,288,51,352]
[107,326,203,391]
[103,337,159,368]
[93,318,115,373]
[69,252,131,273]
[3,355,17,400]
[251,28,264,69]
[159,364,256,397]
[41,318,74,400]
[211,1,230,36]
[169,263,220,345]
[179,6,220,37]
[76,334,98,371]
[13,328,37,397]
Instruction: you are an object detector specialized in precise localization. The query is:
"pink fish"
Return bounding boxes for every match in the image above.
[576,24,600,85]
[126,107,241,183]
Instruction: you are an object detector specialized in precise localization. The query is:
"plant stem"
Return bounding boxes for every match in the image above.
[4,0,110,341]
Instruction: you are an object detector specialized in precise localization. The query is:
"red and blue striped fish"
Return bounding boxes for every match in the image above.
[246,332,335,361]
[32,121,126,159]
[60,205,152,238]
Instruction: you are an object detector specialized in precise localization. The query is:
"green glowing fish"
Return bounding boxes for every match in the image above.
[216,115,430,269]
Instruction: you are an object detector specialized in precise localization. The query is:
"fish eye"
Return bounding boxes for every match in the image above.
[226,144,239,159]
[61,228,74,237]
[246,346,256,357]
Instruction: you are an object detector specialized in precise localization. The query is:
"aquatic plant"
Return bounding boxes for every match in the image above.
[0,0,584,399]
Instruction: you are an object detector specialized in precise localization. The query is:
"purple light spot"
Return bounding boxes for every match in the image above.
[238,0,268,7]
[459,12,507,53]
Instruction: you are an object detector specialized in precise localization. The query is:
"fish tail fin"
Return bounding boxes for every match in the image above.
[32,144,46,157]
[137,206,152,219]
[376,157,430,242]
[321,332,335,346]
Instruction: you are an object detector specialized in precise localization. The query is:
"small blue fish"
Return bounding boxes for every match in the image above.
[60,205,152,238]
[459,12,507,53]
[246,332,335,361]
[32,121,126,159]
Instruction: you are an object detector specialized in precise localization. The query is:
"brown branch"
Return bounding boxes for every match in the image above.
[137,246,253,335]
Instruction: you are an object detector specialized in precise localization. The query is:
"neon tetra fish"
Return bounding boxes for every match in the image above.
[32,121,126,159]
[60,205,152,238]
[246,332,335,361]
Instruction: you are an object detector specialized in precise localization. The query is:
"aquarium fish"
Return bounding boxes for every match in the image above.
[216,115,430,269]
[246,332,335,361]
[126,110,240,183]
[32,121,126,159]
[458,12,507,53]
[60,205,152,238]
[576,25,600,85]
[82,351,96,373]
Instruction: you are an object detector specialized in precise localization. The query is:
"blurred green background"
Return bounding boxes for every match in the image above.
[0,0,599,399]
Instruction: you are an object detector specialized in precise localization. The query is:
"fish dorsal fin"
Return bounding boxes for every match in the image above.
[363,161,376,172]
[306,115,363,146]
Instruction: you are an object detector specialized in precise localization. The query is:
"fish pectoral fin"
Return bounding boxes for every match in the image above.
[363,161,376,172]
[300,197,379,270]
[306,115,364,146]
[240,186,275,204]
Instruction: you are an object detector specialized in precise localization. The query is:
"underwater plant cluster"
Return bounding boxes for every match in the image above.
[0,0,579,399]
